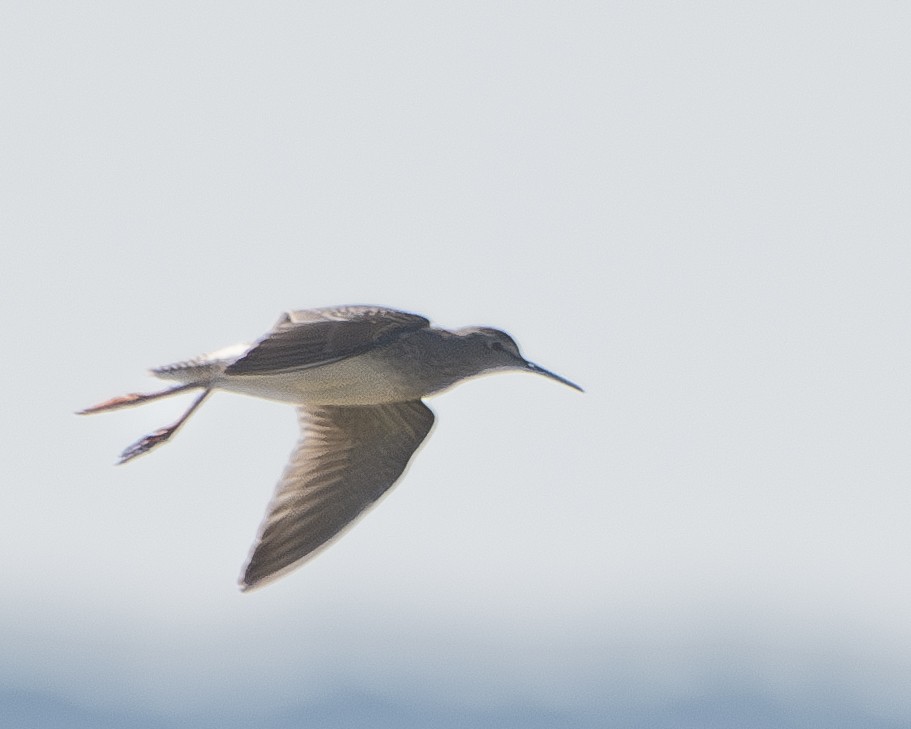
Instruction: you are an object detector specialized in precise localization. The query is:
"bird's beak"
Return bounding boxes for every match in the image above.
[524,361,584,392]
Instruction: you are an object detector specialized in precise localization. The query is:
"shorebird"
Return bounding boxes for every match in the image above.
[80,305,582,590]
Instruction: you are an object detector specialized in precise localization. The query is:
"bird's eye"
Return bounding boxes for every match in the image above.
[489,341,505,352]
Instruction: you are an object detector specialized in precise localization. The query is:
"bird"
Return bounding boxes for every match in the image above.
[79,305,583,590]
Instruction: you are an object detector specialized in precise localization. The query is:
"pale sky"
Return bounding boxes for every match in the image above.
[2,3,910,728]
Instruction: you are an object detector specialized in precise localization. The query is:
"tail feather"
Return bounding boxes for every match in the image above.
[151,343,250,383]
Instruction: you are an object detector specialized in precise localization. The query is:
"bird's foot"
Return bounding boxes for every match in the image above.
[78,393,149,415]
[118,426,177,465]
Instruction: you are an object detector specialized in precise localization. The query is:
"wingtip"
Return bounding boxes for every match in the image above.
[238,560,265,592]
[237,573,262,593]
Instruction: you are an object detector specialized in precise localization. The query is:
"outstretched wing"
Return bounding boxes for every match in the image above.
[224,306,430,376]
[240,400,435,590]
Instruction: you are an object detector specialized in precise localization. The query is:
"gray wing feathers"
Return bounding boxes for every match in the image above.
[240,400,435,590]
[224,306,430,376]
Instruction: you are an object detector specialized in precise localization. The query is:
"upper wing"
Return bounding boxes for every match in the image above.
[224,306,430,376]
[239,400,435,590]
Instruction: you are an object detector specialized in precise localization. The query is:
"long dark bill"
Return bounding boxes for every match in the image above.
[524,361,584,392]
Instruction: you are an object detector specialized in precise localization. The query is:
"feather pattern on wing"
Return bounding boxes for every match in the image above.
[224,306,430,376]
[240,400,435,590]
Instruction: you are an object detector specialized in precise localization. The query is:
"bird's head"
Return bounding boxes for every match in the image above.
[455,327,583,392]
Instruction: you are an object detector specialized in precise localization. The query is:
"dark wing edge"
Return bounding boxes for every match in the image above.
[239,400,435,591]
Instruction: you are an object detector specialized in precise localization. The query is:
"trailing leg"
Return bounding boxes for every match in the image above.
[77,383,199,415]
[118,389,213,464]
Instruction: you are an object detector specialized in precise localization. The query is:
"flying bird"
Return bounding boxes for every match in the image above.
[80,305,582,590]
